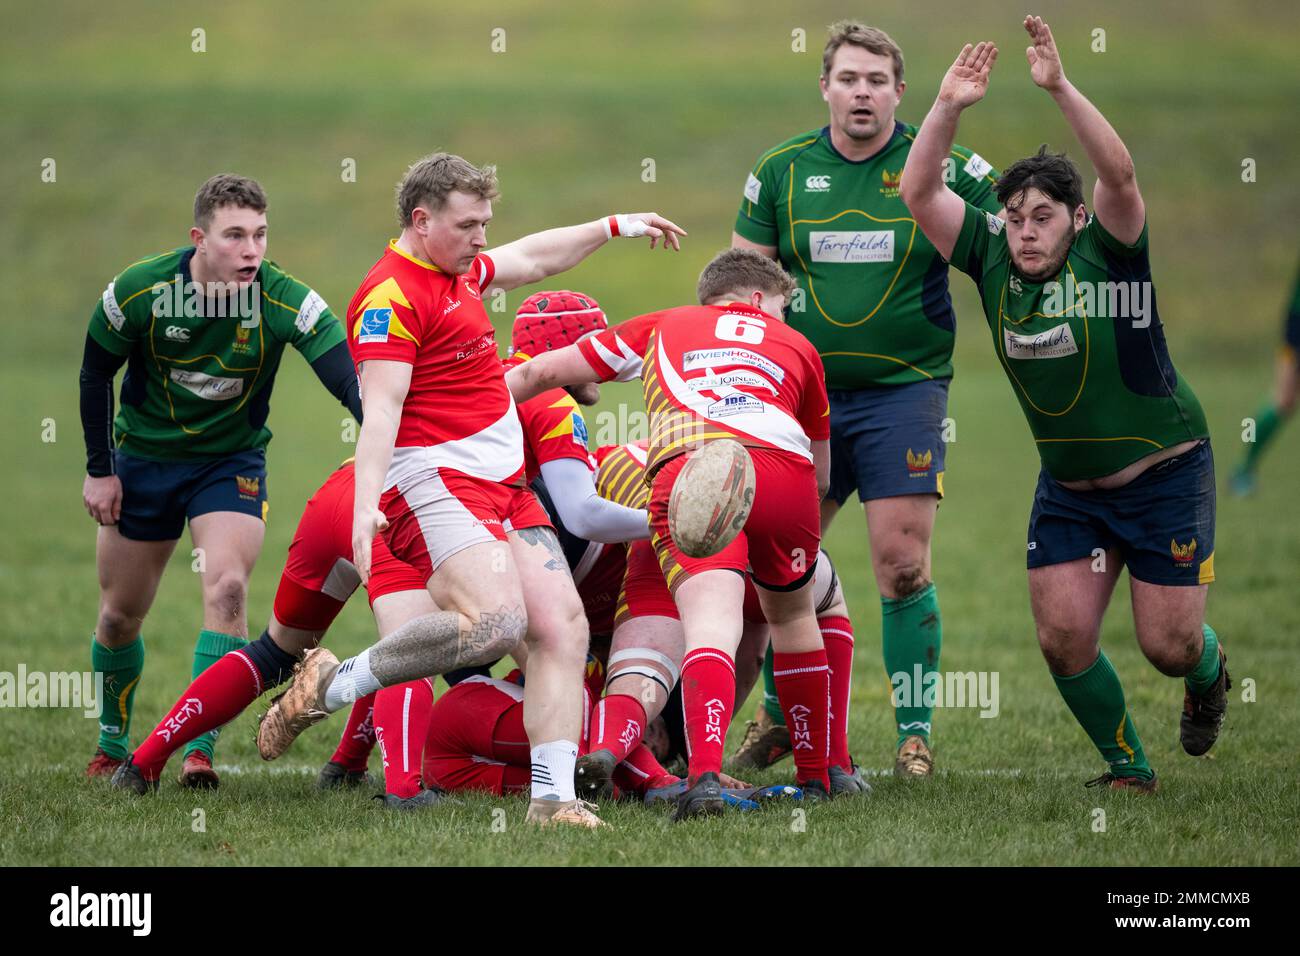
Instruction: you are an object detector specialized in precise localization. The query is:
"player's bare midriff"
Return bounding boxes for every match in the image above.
[1054,438,1202,492]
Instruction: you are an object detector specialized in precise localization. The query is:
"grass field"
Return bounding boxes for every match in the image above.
[1,0,1298,866]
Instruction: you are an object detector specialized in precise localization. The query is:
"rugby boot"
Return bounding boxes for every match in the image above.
[1181,646,1230,757]
[894,735,934,778]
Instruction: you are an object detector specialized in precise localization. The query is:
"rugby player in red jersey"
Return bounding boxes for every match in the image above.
[319,290,648,800]
[507,249,835,819]
[259,162,685,828]
[580,441,869,798]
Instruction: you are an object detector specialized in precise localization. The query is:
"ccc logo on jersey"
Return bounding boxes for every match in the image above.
[804,175,831,192]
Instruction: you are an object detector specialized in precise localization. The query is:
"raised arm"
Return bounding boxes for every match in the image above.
[1023,15,1144,243]
[899,42,999,260]
[351,359,411,585]
[487,213,687,291]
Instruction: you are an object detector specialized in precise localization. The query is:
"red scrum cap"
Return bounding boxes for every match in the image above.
[511,290,607,358]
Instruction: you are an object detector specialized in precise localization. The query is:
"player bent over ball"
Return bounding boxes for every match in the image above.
[577,442,868,798]
[507,249,836,820]
[900,17,1228,792]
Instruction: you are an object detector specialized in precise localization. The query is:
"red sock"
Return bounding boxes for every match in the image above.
[591,694,648,763]
[680,648,736,784]
[819,616,855,769]
[133,650,263,780]
[773,649,831,790]
[373,679,435,799]
[613,743,678,795]
[329,692,376,772]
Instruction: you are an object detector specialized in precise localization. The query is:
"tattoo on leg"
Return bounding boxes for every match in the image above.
[459,606,526,666]
[515,526,570,575]
[368,605,525,686]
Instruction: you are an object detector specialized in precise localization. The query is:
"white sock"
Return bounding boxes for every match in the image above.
[323,648,379,712]
[530,739,578,802]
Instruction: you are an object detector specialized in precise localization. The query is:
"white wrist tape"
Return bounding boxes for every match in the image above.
[603,214,651,239]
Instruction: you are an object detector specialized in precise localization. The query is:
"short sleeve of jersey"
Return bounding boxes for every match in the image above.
[1075,216,1151,279]
[733,149,781,247]
[261,264,344,362]
[86,276,142,356]
[349,277,423,366]
[949,201,1003,280]
[577,311,662,382]
[948,142,1002,214]
[472,253,496,289]
[796,346,831,441]
[520,390,594,470]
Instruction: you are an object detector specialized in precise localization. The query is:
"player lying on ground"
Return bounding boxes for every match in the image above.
[899,16,1229,792]
[733,20,1005,780]
[110,461,502,807]
[80,174,363,788]
[1231,260,1299,495]
[420,651,783,810]
[508,249,836,819]
[575,440,868,797]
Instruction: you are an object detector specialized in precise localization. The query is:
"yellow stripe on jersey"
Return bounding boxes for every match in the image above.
[596,445,649,511]
[351,277,419,345]
[539,395,581,441]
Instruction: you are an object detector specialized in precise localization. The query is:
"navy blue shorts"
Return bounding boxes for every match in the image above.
[1026,441,1216,587]
[1284,306,1299,353]
[827,378,950,505]
[113,448,269,542]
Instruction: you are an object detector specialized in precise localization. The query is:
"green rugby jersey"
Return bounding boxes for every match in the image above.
[86,247,345,461]
[949,204,1208,482]
[735,122,1001,389]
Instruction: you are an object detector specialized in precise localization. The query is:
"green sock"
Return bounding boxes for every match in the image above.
[760,643,786,725]
[182,630,249,760]
[1052,651,1153,779]
[882,582,942,746]
[1186,623,1222,695]
[1240,403,1284,473]
[92,634,145,759]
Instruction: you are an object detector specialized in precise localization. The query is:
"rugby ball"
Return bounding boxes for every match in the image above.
[668,439,756,558]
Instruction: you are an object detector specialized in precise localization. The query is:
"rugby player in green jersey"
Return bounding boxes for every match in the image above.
[901,17,1229,791]
[1231,262,1299,494]
[732,22,1003,777]
[79,175,362,787]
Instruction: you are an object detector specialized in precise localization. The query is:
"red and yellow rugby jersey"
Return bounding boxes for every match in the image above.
[578,303,830,474]
[503,355,595,482]
[346,243,523,487]
[594,441,651,511]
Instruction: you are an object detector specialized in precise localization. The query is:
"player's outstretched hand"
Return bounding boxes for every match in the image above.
[351,507,389,586]
[83,474,122,526]
[718,770,751,789]
[937,41,998,110]
[623,212,687,251]
[1024,15,1066,92]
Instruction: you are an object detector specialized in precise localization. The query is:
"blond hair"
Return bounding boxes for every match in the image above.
[396,152,500,226]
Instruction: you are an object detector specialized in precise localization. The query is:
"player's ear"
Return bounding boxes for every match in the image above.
[1073,204,1087,232]
[190,226,205,248]
[819,74,830,101]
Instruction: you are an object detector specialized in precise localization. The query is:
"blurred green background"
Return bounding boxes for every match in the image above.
[1,0,1297,864]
